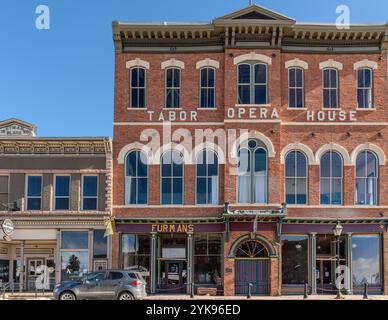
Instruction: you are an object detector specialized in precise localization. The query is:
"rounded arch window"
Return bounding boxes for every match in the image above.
[125,150,148,205]
[355,150,378,205]
[320,151,343,205]
[235,240,269,258]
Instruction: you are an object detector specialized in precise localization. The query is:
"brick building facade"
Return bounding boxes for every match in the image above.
[111,5,388,296]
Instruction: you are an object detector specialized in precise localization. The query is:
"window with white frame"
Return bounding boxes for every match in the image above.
[165,68,181,108]
[130,67,146,108]
[237,63,267,105]
[237,139,267,204]
[320,151,343,205]
[323,68,339,108]
[55,175,70,210]
[82,176,98,211]
[196,149,219,205]
[357,68,373,109]
[355,151,378,205]
[288,67,304,108]
[161,150,184,205]
[26,175,42,211]
[0,176,9,211]
[199,68,216,108]
[125,150,148,205]
[285,151,308,204]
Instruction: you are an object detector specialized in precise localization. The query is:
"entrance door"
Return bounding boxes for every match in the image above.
[159,261,187,294]
[316,260,335,294]
[27,258,45,291]
[235,260,269,295]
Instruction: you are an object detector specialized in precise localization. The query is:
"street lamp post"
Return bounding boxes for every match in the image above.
[333,219,343,299]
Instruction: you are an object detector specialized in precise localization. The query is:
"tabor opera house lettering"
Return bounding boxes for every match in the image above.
[151,224,194,233]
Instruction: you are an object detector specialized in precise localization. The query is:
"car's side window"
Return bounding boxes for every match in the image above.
[128,273,139,279]
[108,272,124,280]
[86,272,106,283]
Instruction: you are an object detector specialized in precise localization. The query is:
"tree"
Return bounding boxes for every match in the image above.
[67,255,80,273]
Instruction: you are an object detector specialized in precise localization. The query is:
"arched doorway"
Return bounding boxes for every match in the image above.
[234,239,270,295]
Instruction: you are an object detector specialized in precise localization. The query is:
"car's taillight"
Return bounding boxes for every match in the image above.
[131,280,143,286]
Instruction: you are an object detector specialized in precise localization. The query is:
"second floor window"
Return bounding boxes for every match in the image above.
[82,176,98,211]
[357,68,373,109]
[356,151,378,205]
[323,68,338,108]
[55,176,70,210]
[200,68,216,108]
[27,176,42,211]
[161,150,184,205]
[288,68,304,108]
[237,139,267,204]
[196,150,219,205]
[237,63,267,105]
[0,176,8,211]
[125,150,148,205]
[165,68,181,108]
[130,67,146,108]
[320,151,343,205]
[285,151,308,204]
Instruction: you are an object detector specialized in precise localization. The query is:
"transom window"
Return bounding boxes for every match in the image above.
[320,151,343,205]
[161,150,184,205]
[235,240,269,258]
[26,175,42,211]
[125,150,148,205]
[54,175,70,210]
[196,150,219,205]
[323,68,339,108]
[237,63,267,105]
[357,68,373,109]
[355,151,378,205]
[130,67,146,108]
[165,68,181,108]
[199,68,216,108]
[237,139,267,204]
[288,68,304,108]
[285,151,308,205]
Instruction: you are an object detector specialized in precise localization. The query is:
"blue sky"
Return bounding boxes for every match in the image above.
[0,0,387,137]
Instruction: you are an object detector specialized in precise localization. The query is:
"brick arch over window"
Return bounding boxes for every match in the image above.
[285,58,309,70]
[280,143,316,165]
[196,58,220,69]
[228,234,277,258]
[154,142,190,165]
[353,59,378,70]
[350,143,386,165]
[126,58,150,70]
[315,143,352,165]
[161,58,185,70]
[231,131,276,159]
[233,52,272,65]
[319,59,343,70]
[192,142,226,165]
[117,142,152,164]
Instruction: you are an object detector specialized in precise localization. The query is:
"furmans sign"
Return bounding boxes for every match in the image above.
[151,224,194,233]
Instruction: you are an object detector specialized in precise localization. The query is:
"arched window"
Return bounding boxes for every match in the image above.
[288,67,304,108]
[238,139,267,204]
[130,67,146,108]
[165,68,181,108]
[237,63,267,105]
[235,240,269,258]
[196,150,219,205]
[320,151,343,205]
[161,150,184,205]
[356,151,378,205]
[199,68,216,108]
[285,151,308,205]
[357,68,373,109]
[125,151,148,204]
[323,68,339,108]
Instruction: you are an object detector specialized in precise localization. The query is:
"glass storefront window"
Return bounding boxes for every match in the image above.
[61,231,89,280]
[93,230,107,259]
[122,234,150,284]
[352,235,381,287]
[194,234,222,285]
[316,235,345,258]
[281,235,308,285]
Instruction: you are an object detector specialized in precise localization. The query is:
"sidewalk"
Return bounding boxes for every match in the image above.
[1,293,388,300]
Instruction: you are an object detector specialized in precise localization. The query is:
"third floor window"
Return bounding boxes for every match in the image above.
[130,67,146,108]
[288,68,304,108]
[165,68,181,108]
[199,68,216,108]
[357,68,373,109]
[237,63,267,105]
[323,68,339,108]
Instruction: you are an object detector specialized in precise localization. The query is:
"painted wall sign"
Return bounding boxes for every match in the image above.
[227,107,280,120]
[151,224,194,233]
[147,110,198,122]
[306,110,357,122]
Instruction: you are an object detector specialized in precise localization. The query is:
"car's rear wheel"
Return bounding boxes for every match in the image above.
[118,291,134,300]
[59,291,76,300]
